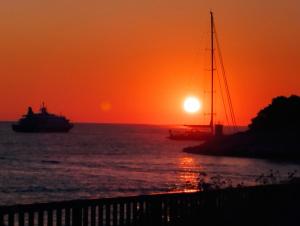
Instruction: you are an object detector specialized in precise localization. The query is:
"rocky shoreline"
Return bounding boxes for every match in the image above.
[184,131,300,160]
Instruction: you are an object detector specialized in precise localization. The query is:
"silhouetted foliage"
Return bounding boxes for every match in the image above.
[254,169,299,185]
[198,172,234,191]
[198,170,298,191]
[249,95,300,132]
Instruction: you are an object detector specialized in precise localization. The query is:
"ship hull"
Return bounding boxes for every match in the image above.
[12,124,73,133]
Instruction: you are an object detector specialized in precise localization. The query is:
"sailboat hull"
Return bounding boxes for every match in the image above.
[168,130,213,141]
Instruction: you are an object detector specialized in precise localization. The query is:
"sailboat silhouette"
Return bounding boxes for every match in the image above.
[169,12,236,140]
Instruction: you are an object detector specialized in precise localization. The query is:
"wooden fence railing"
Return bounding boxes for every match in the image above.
[0,184,299,226]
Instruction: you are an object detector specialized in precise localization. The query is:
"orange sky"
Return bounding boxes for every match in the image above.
[0,0,299,125]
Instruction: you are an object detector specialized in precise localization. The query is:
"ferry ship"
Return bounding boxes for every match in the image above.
[12,103,73,133]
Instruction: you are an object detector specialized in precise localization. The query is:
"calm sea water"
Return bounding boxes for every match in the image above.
[0,122,299,205]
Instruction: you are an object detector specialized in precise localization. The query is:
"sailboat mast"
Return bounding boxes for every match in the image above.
[210,11,214,134]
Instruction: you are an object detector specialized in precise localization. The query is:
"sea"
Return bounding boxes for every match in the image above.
[0,122,299,206]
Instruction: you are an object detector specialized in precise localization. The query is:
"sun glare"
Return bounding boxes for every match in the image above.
[183,96,201,113]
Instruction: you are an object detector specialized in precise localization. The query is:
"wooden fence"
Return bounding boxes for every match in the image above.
[0,184,299,226]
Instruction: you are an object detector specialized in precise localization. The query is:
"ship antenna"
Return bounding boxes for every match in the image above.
[41,101,47,114]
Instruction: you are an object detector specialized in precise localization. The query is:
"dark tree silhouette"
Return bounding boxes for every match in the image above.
[249,95,300,132]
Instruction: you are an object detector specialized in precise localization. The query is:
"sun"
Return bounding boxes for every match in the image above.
[183,96,202,113]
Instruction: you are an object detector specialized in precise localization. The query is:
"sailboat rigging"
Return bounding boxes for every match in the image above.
[168,11,236,140]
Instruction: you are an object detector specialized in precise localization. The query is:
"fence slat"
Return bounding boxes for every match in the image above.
[72,207,82,226]
[56,209,62,226]
[18,212,24,226]
[112,204,117,226]
[144,201,150,226]
[105,205,110,226]
[82,207,88,226]
[47,210,53,226]
[119,203,124,226]
[38,211,43,226]
[138,201,146,226]
[133,202,138,226]
[91,206,95,226]
[28,212,34,226]
[162,200,168,226]
[65,208,70,226]
[125,203,130,226]
[0,213,3,226]
[8,213,14,226]
[98,205,103,226]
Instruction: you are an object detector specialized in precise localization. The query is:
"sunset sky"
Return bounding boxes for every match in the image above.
[0,0,299,125]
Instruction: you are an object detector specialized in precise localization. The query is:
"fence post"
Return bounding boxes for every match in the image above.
[72,206,82,226]
[0,212,3,226]
[150,198,162,226]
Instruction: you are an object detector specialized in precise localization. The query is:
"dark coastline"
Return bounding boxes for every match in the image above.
[184,95,300,162]
[183,131,300,162]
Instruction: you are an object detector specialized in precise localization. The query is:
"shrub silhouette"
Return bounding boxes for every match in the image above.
[249,95,300,132]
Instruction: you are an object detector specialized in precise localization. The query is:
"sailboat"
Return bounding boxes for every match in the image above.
[168,12,236,141]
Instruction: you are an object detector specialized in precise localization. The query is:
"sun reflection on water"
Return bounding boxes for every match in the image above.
[178,157,200,193]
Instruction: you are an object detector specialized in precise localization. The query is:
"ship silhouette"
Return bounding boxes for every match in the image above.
[12,103,73,133]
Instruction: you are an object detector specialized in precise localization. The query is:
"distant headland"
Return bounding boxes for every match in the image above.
[184,95,300,160]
